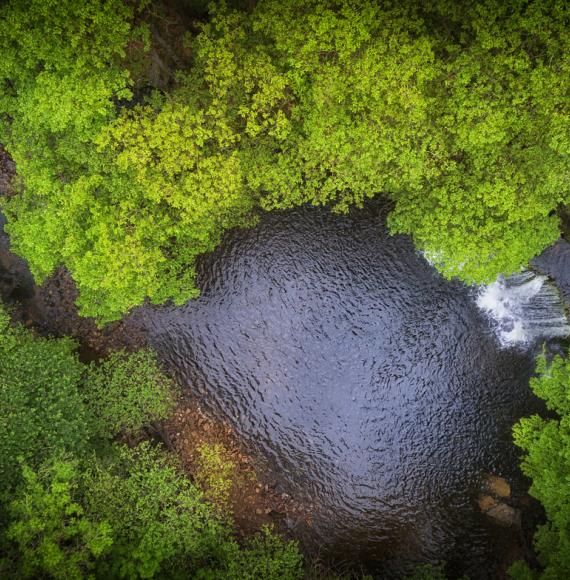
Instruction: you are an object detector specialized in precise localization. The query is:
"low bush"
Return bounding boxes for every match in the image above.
[0,305,303,578]
[84,349,177,438]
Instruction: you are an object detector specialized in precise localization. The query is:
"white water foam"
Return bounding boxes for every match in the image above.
[476,270,570,347]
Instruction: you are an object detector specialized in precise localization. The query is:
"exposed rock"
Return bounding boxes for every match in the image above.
[478,495,497,512]
[485,474,511,499]
[532,238,570,308]
[479,474,519,526]
[478,495,521,527]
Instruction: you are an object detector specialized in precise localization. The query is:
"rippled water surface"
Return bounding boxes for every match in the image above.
[143,204,552,577]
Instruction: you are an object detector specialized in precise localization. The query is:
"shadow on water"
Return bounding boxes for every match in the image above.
[141,202,559,577]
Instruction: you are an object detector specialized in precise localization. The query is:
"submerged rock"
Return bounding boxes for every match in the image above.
[479,474,519,527]
[478,495,520,527]
[484,475,511,499]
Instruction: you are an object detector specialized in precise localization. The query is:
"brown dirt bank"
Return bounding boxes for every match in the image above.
[162,402,311,541]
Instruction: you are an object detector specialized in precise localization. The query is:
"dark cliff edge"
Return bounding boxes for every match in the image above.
[532,239,570,313]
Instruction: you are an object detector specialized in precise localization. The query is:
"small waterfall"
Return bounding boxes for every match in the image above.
[476,270,570,347]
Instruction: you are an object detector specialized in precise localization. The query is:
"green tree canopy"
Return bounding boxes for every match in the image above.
[512,352,570,578]
[0,308,88,490]
[84,349,177,438]
[1,0,569,321]
[388,0,570,283]
[0,0,148,321]
[5,458,113,580]
[0,306,175,493]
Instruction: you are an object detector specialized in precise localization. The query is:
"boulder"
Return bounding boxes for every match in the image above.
[478,495,520,527]
[485,474,511,499]
[478,474,520,526]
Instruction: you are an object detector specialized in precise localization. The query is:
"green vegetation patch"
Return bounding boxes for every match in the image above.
[1,0,570,321]
[512,351,570,578]
[0,306,302,578]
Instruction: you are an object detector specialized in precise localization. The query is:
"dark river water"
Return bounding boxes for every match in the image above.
[142,203,556,578]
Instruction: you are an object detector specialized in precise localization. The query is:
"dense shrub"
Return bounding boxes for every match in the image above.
[0,308,303,578]
[0,308,88,490]
[81,443,231,579]
[0,307,177,491]
[84,349,177,438]
[512,352,570,578]
[405,563,447,580]
[2,445,303,580]
[4,458,112,580]
[222,525,305,580]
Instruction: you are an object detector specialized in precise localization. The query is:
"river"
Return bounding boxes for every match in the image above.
[138,201,569,577]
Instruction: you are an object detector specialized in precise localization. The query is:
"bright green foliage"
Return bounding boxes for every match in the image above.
[0,0,150,322]
[0,0,136,137]
[202,0,570,282]
[186,0,437,210]
[82,443,230,579]
[252,0,437,212]
[3,0,570,320]
[181,3,300,208]
[0,0,140,274]
[75,0,298,320]
[512,351,570,578]
[388,0,570,283]
[0,307,88,489]
[85,91,259,320]
[195,443,236,511]
[5,458,112,580]
[221,526,304,580]
[0,0,269,322]
[84,349,177,438]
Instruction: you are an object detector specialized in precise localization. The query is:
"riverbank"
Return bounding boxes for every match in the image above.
[0,147,308,554]
[0,241,309,551]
